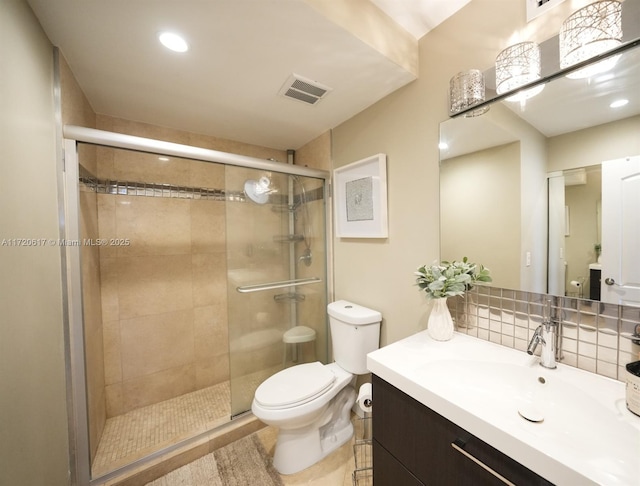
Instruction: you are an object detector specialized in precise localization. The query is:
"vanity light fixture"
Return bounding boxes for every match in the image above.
[158,32,189,53]
[559,0,622,79]
[449,69,489,117]
[495,41,545,102]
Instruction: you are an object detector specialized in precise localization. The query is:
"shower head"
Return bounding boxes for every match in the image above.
[244,176,276,204]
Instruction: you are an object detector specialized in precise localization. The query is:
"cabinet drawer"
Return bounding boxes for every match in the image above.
[372,374,553,485]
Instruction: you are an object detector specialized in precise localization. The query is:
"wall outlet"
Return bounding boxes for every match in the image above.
[526,251,532,267]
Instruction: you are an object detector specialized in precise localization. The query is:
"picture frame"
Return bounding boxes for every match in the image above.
[333,153,388,238]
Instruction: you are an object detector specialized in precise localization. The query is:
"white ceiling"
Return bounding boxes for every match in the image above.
[371,0,471,39]
[27,0,469,151]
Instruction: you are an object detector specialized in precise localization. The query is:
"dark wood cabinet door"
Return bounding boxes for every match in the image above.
[373,438,424,486]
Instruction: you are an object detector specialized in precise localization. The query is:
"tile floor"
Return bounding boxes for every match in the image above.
[93,365,284,477]
[93,382,231,477]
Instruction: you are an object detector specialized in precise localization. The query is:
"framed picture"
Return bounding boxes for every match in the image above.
[333,153,388,238]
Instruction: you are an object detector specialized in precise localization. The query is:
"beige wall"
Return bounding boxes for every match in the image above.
[441,142,521,290]
[548,115,640,172]
[0,1,70,485]
[331,0,589,346]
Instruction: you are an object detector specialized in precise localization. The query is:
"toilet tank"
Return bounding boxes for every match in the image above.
[327,300,381,375]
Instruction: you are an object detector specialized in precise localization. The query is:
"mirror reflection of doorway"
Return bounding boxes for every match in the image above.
[601,155,640,305]
[548,165,602,299]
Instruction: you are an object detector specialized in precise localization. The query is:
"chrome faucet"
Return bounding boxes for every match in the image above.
[527,319,558,369]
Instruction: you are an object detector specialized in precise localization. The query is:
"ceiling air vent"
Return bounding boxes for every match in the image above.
[279,74,332,106]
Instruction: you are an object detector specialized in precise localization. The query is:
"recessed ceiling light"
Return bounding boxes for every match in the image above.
[158,32,189,53]
[609,99,629,108]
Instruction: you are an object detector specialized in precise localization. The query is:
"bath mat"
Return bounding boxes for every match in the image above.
[145,434,283,486]
[213,434,283,485]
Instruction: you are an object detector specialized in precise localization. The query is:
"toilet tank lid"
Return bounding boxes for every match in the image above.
[327,300,382,325]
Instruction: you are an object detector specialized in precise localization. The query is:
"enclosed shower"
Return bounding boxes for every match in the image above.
[63,127,330,483]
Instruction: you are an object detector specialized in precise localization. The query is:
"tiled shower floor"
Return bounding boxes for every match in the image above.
[92,382,231,477]
[91,365,283,478]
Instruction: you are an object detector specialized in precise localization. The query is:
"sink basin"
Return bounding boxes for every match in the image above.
[367,331,640,485]
[416,359,638,483]
[417,359,623,425]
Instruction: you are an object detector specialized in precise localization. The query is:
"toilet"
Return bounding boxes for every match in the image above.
[251,300,381,474]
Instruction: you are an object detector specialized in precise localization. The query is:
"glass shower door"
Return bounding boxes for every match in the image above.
[225,167,328,416]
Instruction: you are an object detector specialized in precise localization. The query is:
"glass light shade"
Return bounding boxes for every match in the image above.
[449,69,489,117]
[560,0,622,79]
[495,41,544,102]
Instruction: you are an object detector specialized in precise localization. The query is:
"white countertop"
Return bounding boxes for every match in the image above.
[367,331,640,485]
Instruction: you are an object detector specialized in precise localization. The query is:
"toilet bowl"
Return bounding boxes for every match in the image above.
[252,362,355,474]
[251,300,381,474]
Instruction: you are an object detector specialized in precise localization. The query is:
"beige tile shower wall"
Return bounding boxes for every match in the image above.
[96,147,232,416]
[225,167,290,379]
[96,140,293,416]
[78,145,107,460]
[295,130,332,171]
[89,116,292,416]
[295,131,331,361]
[293,183,329,363]
[98,186,230,416]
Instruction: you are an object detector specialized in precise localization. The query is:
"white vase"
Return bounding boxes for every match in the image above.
[428,298,454,341]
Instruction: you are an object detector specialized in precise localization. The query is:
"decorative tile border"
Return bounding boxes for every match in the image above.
[450,286,640,382]
[80,172,236,201]
[78,166,326,205]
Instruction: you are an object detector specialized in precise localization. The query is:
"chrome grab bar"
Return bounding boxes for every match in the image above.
[451,439,516,486]
[236,277,321,293]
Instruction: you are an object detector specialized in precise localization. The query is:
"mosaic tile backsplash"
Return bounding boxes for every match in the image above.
[449,286,640,382]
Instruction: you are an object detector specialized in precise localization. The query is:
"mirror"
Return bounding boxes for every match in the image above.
[440,35,640,304]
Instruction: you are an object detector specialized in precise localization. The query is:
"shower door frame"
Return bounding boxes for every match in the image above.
[61,126,332,485]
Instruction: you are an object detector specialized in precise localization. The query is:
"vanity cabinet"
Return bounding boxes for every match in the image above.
[372,374,554,486]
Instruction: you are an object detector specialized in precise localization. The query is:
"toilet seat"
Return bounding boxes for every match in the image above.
[254,362,335,409]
